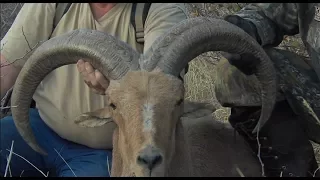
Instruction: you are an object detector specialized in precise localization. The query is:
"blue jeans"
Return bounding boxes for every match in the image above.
[0,108,112,177]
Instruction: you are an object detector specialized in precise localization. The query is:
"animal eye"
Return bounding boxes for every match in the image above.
[110,103,117,110]
[176,99,184,106]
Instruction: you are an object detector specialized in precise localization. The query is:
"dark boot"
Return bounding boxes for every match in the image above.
[229,100,319,177]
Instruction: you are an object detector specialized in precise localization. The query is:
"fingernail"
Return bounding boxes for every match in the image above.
[85,63,90,70]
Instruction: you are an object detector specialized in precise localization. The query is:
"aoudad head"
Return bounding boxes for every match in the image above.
[10,17,278,177]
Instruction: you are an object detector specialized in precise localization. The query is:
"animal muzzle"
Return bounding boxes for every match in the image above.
[136,145,164,175]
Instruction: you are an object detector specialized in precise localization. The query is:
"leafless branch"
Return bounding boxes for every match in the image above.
[4,141,14,177]
[235,166,245,177]
[20,170,24,177]
[6,156,12,177]
[9,3,20,17]
[21,26,31,50]
[256,122,265,177]
[236,3,242,9]
[1,72,9,78]
[54,148,77,177]
[0,27,42,68]
[5,148,48,177]
[107,156,111,176]
[1,41,7,51]
[1,106,17,110]
[313,166,320,177]
[1,21,7,29]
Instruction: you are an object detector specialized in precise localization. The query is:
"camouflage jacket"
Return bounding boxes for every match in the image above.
[234,3,320,80]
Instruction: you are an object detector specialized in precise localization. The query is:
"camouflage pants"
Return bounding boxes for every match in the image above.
[215,47,320,144]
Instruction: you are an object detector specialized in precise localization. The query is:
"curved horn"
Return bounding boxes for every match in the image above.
[11,29,141,155]
[145,17,277,134]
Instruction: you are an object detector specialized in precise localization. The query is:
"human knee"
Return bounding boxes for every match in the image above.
[1,115,19,147]
[0,116,16,173]
[0,112,49,177]
[56,149,113,177]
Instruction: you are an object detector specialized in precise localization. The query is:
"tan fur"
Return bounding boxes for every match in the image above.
[75,71,261,177]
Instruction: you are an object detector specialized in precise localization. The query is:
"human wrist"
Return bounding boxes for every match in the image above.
[224,15,262,45]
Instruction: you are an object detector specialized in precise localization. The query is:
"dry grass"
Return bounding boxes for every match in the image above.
[3,141,81,177]
[1,2,319,175]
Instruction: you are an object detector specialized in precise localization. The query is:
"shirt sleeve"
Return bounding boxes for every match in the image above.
[234,3,300,47]
[1,3,56,68]
[143,3,188,53]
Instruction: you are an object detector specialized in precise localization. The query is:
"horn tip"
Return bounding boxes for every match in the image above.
[30,143,48,156]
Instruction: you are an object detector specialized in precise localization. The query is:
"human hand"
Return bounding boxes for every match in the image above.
[224,15,261,44]
[220,52,259,76]
[77,59,110,95]
[222,15,262,75]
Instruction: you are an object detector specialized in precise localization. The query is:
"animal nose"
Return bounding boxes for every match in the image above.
[137,146,163,170]
[137,153,163,170]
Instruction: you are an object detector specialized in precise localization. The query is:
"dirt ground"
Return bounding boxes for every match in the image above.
[1,3,320,168]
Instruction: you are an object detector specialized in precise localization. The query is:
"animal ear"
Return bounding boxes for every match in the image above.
[74,107,114,128]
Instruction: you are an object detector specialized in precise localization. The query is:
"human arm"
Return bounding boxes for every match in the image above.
[227,3,300,47]
[222,3,300,75]
[0,55,21,99]
[1,3,56,99]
